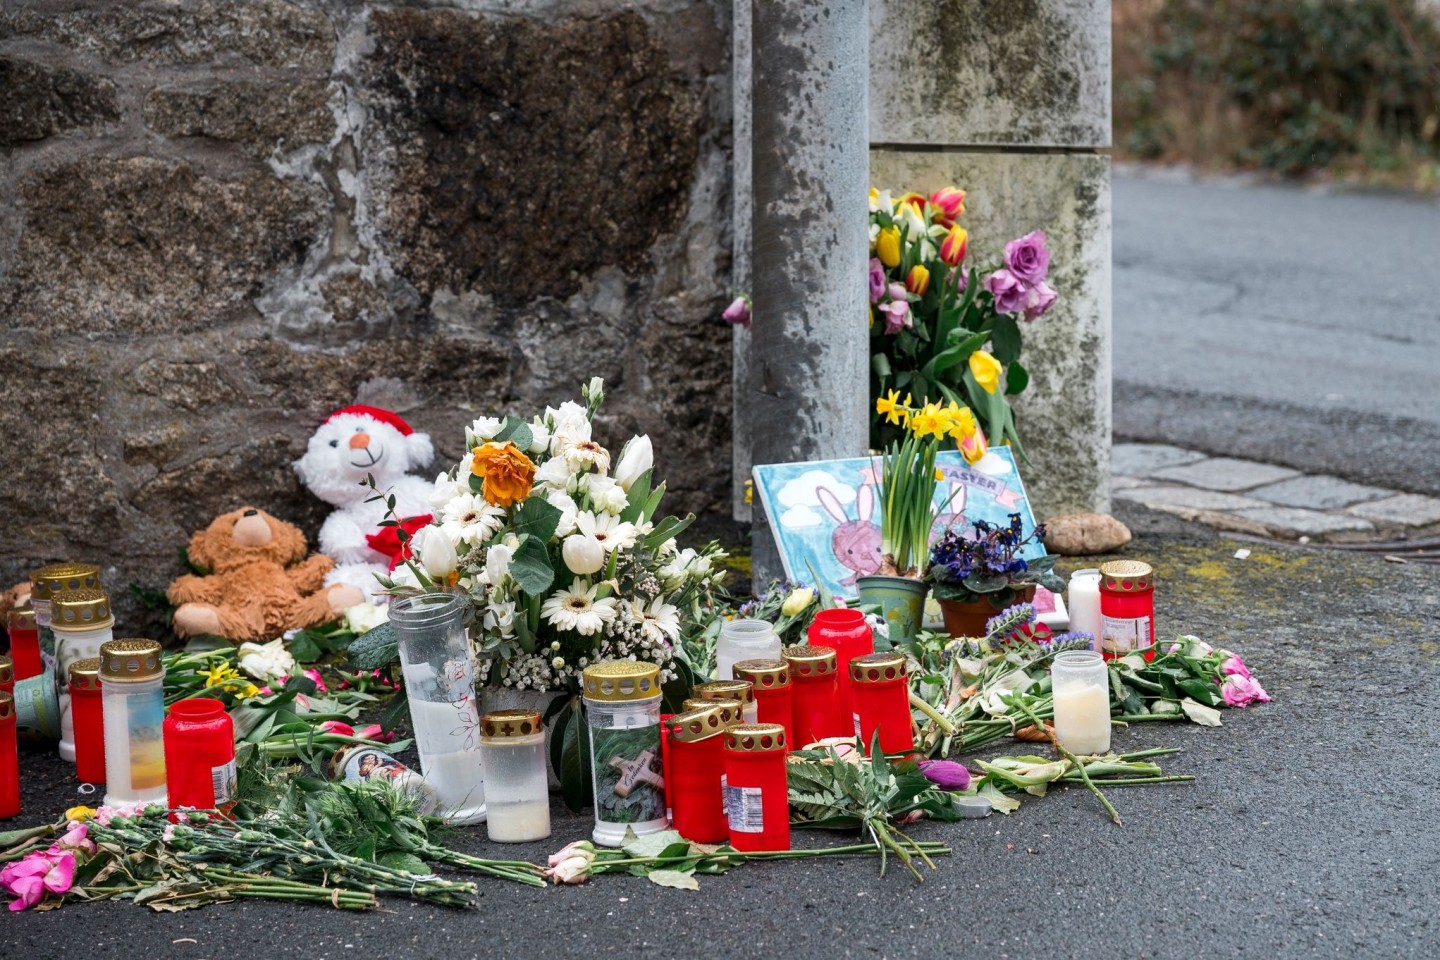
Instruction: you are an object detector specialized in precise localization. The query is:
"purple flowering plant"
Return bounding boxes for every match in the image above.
[925,513,1064,605]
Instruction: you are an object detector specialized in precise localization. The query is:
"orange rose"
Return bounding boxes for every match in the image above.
[471,441,535,507]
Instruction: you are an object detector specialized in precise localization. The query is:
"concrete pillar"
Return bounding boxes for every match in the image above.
[745,0,870,584]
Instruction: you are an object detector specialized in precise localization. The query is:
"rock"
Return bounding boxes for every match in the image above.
[1043,512,1133,555]
[143,79,336,156]
[0,55,120,144]
[360,9,702,306]
[2,158,327,334]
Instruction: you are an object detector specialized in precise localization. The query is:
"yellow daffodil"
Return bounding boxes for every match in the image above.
[969,350,1002,394]
[875,390,912,426]
[909,402,948,439]
[947,405,979,441]
[65,805,97,822]
[200,663,240,688]
[876,226,901,268]
[934,468,945,481]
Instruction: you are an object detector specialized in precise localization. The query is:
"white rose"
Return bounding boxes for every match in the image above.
[562,534,606,575]
[547,490,579,537]
[237,638,296,682]
[535,456,575,491]
[528,419,551,456]
[612,435,653,491]
[485,543,514,587]
[484,600,517,638]
[584,475,628,515]
[344,602,389,635]
[470,416,504,442]
[430,472,468,512]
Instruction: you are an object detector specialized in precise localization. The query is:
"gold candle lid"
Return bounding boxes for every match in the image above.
[0,655,11,686]
[723,722,787,752]
[784,644,838,677]
[30,563,101,600]
[98,638,164,683]
[481,709,543,738]
[848,651,907,684]
[663,705,727,743]
[0,691,13,721]
[50,589,113,630]
[68,657,102,693]
[8,605,36,630]
[733,658,791,690]
[692,679,755,706]
[1099,560,1153,592]
[682,697,743,727]
[581,660,661,702]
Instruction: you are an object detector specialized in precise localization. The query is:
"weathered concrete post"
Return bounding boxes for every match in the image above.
[747,0,871,584]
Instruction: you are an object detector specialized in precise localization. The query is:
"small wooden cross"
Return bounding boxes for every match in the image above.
[608,749,665,797]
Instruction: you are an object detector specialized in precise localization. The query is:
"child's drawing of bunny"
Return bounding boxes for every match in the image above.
[931,481,969,540]
[817,484,882,588]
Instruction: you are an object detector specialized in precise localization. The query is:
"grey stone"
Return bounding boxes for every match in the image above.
[1111,442,1206,477]
[870,0,1110,148]
[1149,457,1301,492]
[869,149,1111,518]
[1,158,327,335]
[1042,512,1132,555]
[1347,494,1440,528]
[1111,475,1146,491]
[0,55,120,145]
[143,80,336,156]
[1115,485,1269,512]
[1230,507,1375,538]
[1247,474,1394,511]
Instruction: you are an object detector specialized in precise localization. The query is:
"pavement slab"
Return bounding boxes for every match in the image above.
[1149,457,1302,492]
[1245,474,1393,511]
[1111,442,1207,477]
[5,515,1439,960]
[1231,506,1376,538]
[1115,484,1269,512]
[1346,493,1440,528]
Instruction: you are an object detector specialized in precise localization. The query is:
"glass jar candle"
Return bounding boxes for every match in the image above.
[0,692,18,818]
[328,745,441,816]
[51,588,114,763]
[30,563,102,674]
[7,606,42,680]
[691,679,757,723]
[715,619,782,681]
[732,659,793,748]
[68,658,105,784]
[100,639,167,807]
[1098,561,1156,662]
[1051,650,1111,754]
[682,697,744,728]
[164,698,236,811]
[1066,569,1102,651]
[389,593,486,825]
[479,709,551,843]
[722,723,789,852]
[662,706,728,843]
[807,608,873,734]
[849,652,914,755]
[582,661,666,847]
[784,645,844,746]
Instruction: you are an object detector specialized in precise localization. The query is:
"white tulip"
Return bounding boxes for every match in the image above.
[562,534,606,575]
[237,638,296,682]
[485,543,514,586]
[411,526,458,582]
[612,435,653,491]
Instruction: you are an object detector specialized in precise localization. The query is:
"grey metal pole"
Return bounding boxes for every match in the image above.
[748,0,870,586]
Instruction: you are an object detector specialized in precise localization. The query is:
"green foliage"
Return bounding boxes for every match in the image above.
[347,621,399,671]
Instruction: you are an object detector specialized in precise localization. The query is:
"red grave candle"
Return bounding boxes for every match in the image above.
[691,679,756,723]
[0,692,18,818]
[163,698,236,811]
[806,608,872,735]
[1098,561,1156,662]
[783,645,845,746]
[849,652,915,755]
[0,656,12,698]
[662,706,730,843]
[722,723,789,852]
[732,659,793,748]
[68,658,106,784]
[6,607,41,681]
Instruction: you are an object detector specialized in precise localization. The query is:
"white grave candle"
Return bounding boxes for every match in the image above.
[1066,569,1102,650]
[1050,650,1111,755]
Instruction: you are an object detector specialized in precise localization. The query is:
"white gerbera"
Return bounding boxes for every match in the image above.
[563,438,611,475]
[541,582,618,636]
[626,596,681,645]
[439,493,506,546]
[575,511,638,553]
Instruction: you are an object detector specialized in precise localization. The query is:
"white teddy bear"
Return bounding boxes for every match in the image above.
[294,405,436,602]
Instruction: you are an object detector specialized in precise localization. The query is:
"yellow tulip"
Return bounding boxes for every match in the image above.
[969,350,1002,394]
[876,227,901,268]
[905,264,930,296]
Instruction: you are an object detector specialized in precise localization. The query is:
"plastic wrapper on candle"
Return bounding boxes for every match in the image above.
[714,619,782,682]
[1051,650,1111,754]
[479,710,551,843]
[0,692,19,818]
[12,671,60,740]
[68,658,106,784]
[1099,561,1156,662]
[99,638,167,807]
[582,660,666,848]
[784,644,846,746]
[663,706,729,843]
[733,658,794,748]
[0,655,11,697]
[50,588,114,764]
[722,723,789,852]
[389,593,487,825]
[849,652,915,755]
[691,679,756,723]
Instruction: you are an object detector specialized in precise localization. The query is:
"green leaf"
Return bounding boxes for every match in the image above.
[347,622,398,670]
[647,869,700,891]
[491,415,533,453]
[514,496,562,543]
[871,353,892,380]
[1179,697,1224,726]
[288,632,322,664]
[559,699,591,813]
[644,514,693,551]
[1004,360,1029,395]
[378,851,432,875]
[979,782,1021,814]
[922,330,990,382]
[1178,679,1222,706]
[622,829,690,859]
[510,536,556,597]
[379,686,410,734]
[990,315,1022,364]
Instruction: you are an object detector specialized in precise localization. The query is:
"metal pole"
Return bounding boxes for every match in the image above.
[748,0,870,585]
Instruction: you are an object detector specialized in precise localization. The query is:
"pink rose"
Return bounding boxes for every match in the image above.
[1220,656,1251,679]
[1,851,76,911]
[1220,674,1270,708]
[983,269,1028,315]
[868,258,887,303]
[722,296,752,329]
[1022,281,1057,322]
[50,822,96,857]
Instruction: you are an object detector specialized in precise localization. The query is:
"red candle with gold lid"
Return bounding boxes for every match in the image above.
[732,659,793,748]
[784,645,845,746]
[806,608,872,734]
[0,692,18,818]
[1098,561,1156,662]
[663,706,729,843]
[722,723,789,852]
[849,652,914,754]
[68,658,105,784]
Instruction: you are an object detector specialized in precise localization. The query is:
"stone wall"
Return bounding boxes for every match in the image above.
[0,0,735,623]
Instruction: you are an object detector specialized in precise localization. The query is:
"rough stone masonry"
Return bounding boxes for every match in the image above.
[0,0,735,622]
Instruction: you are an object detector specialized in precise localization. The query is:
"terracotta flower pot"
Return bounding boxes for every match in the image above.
[937,584,1038,639]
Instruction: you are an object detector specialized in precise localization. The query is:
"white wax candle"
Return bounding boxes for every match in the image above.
[1067,570,1102,649]
[406,696,486,824]
[1052,684,1112,754]
[486,799,552,842]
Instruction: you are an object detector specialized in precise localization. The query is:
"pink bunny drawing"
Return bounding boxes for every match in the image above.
[817,484,883,588]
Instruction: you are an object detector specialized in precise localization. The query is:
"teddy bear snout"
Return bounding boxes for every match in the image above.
[348,433,370,450]
[233,511,273,548]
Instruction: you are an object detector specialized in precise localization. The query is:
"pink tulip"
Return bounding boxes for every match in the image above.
[303,668,329,693]
[319,720,356,737]
[354,724,395,744]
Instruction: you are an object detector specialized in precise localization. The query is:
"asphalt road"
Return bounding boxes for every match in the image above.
[4,508,1438,959]
[1113,170,1440,495]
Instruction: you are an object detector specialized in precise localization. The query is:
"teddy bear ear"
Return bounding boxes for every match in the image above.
[405,430,434,469]
[188,524,215,571]
[268,514,308,561]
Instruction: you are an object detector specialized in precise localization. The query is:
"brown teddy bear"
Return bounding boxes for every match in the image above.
[167,507,364,644]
